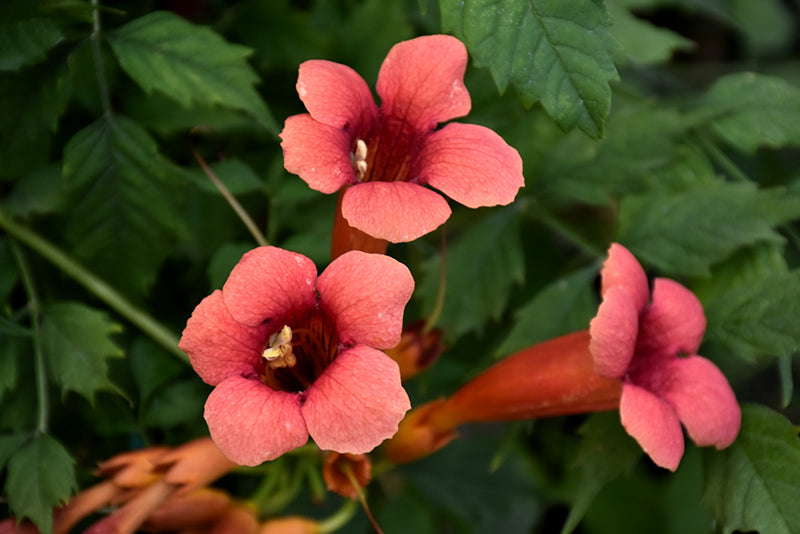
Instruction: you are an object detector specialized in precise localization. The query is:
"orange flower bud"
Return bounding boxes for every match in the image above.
[384,320,444,380]
[258,517,320,534]
[321,452,371,499]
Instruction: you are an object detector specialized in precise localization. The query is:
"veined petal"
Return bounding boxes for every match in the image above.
[620,382,684,471]
[280,114,355,194]
[637,278,706,359]
[600,243,650,314]
[640,356,740,449]
[204,376,308,466]
[376,35,471,131]
[303,345,410,454]
[296,60,378,133]
[178,291,267,386]
[222,246,317,327]
[589,286,639,379]
[341,181,451,242]
[318,251,414,349]
[417,123,524,208]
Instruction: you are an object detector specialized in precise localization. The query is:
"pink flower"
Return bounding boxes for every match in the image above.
[280,34,524,244]
[178,247,414,466]
[589,243,741,470]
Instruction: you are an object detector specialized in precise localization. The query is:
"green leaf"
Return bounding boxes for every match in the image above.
[0,2,64,71]
[3,164,67,218]
[605,0,694,65]
[62,114,188,296]
[6,433,76,534]
[495,265,597,357]
[107,11,277,134]
[704,248,800,362]
[421,207,525,340]
[0,55,71,179]
[703,404,800,534]
[207,242,254,290]
[128,337,184,404]
[617,183,800,277]
[144,379,208,429]
[0,335,22,403]
[537,105,691,205]
[702,73,800,154]
[0,432,27,471]
[441,0,618,138]
[562,412,642,534]
[41,302,124,404]
[188,158,265,196]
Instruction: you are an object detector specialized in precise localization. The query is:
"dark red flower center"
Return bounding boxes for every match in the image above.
[354,114,422,184]
[259,308,340,393]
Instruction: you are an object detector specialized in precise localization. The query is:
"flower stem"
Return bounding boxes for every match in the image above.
[90,0,112,116]
[318,499,358,534]
[10,242,48,433]
[0,209,187,364]
[342,465,383,534]
[189,128,269,247]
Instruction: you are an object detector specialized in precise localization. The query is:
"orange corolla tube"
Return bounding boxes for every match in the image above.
[385,330,622,464]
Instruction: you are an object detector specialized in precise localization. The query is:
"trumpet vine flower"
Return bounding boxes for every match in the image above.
[589,243,741,470]
[280,34,524,256]
[179,247,414,466]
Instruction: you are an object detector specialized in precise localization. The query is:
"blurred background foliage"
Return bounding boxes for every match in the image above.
[1,0,800,532]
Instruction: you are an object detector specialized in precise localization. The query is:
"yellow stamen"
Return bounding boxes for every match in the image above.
[262,325,296,369]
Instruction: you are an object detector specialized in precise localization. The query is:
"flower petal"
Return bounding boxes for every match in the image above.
[620,382,684,471]
[222,246,317,327]
[637,355,740,450]
[417,123,524,208]
[204,376,308,466]
[600,243,650,314]
[296,60,378,133]
[637,278,706,359]
[280,114,355,194]
[376,35,471,131]
[303,345,410,454]
[178,291,267,386]
[341,181,451,242]
[589,286,639,378]
[318,251,414,349]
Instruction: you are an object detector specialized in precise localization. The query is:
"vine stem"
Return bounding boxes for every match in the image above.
[695,133,750,183]
[90,0,112,115]
[10,242,49,433]
[0,210,188,364]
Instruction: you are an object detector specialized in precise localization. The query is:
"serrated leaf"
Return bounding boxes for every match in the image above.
[41,302,124,404]
[0,2,64,71]
[537,105,691,205]
[702,73,800,154]
[0,432,27,471]
[0,54,71,179]
[562,412,641,534]
[107,11,277,134]
[6,433,76,534]
[62,114,188,296]
[703,404,800,534]
[606,0,694,65]
[421,208,524,340]
[495,265,597,357]
[617,183,800,277]
[4,164,67,218]
[704,254,800,363]
[441,0,618,138]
